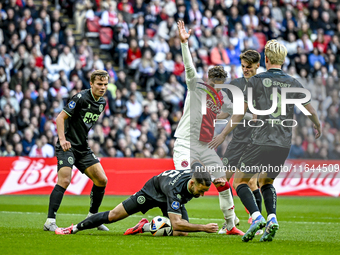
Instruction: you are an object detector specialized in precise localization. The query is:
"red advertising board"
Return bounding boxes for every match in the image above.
[0,157,339,196]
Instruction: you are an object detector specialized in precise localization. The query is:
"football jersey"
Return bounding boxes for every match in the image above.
[59,89,106,149]
[174,43,232,143]
[141,169,194,215]
[244,68,311,148]
[227,77,254,144]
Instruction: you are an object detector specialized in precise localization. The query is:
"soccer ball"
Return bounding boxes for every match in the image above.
[150,216,172,236]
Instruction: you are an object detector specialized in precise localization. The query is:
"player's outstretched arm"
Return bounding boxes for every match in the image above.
[216,111,230,119]
[56,111,71,151]
[168,213,218,233]
[177,20,197,85]
[304,103,322,139]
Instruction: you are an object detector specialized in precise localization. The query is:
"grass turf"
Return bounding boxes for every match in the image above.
[0,195,339,255]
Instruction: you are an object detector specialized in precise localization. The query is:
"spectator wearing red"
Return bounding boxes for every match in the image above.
[173,54,184,77]
[126,39,141,69]
[117,0,134,14]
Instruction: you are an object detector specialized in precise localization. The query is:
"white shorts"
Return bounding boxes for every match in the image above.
[173,138,225,181]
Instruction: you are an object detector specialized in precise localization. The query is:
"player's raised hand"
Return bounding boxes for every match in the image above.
[314,124,322,139]
[60,139,71,151]
[208,134,226,149]
[204,223,219,233]
[177,20,191,44]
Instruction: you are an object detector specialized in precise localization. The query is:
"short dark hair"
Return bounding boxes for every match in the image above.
[208,66,228,82]
[240,50,261,64]
[191,166,212,187]
[90,70,109,84]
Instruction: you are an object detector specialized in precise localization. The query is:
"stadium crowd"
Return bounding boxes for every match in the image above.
[0,0,340,160]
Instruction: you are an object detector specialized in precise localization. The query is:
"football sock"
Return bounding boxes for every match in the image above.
[77,211,111,231]
[267,213,276,222]
[217,183,235,231]
[253,189,262,213]
[261,184,277,217]
[47,184,66,219]
[142,223,151,232]
[236,184,259,216]
[89,184,106,214]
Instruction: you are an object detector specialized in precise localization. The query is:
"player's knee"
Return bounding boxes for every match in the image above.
[232,179,240,190]
[258,178,273,188]
[248,180,257,191]
[57,178,71,188]
[108,209,118,222]
[96,176,108,187]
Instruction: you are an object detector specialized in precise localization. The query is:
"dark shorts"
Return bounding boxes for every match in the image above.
[55,146,100,173]
[237,144,290,179]
[222,141,250,169]
[122,190,189,222]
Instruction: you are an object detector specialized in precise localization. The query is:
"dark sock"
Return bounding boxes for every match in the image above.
[89,184,106,214]
[48,184,66,218]
[236,184,259,215]
[261,184,277,215]
[77,211,111,230]
[253,189,262,213]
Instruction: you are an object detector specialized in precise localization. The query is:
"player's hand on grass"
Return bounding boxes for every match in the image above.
[204,223,219,233]
[60,139,71,151]
[313,124,321,139]
[177,20,191,44]
[208,134,226,149]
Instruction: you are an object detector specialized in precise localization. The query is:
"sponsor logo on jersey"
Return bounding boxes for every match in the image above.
[181,160,189,168]
[176,194,182,200]
[99,104,104,112]
[68,101,76,109]
[59,160,63,165]
[68,157,74,165]
[171,201,180,210]
[137,196,145,204]
[83,112,100,123]
[222,158,229,166]
[77,94,82,98]
[262,78,272,87]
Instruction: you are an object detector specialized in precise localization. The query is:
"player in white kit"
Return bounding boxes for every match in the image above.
[173,21,246,235]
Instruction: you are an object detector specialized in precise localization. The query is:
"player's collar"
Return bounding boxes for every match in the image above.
[90,89,100,102]
[268,68,282,72]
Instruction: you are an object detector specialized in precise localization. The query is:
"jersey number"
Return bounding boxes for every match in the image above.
[161,170,191,177]
[270,92,281,118]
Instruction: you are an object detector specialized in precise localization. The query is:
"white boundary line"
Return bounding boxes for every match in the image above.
[1,211,339,225]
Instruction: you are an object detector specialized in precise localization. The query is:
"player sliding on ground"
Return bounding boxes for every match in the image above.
[217,50,264,234]
[173,20,245,235]
[44,70,110,232]
[55,169,219,236]
[209,40,321,242]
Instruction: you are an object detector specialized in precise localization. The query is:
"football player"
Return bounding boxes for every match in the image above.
[55,168,219,236]
[209,40,321,242]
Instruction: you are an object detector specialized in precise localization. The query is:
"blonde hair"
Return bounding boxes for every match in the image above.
[264,40,287,65]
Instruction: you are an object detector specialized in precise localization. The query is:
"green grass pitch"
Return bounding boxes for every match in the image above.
[0,195,339,255]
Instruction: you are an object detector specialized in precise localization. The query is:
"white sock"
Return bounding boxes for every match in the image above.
[142,223,150,232]
[46,218,56,224]
[219,188,235,231]
[251,211,261,221]
[267,213,276,222]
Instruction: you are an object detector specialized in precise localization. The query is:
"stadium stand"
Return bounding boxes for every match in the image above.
[0,0,339,160]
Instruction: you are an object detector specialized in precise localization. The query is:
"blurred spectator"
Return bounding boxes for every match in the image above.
[161,74,184,110]
[211,42,230,66]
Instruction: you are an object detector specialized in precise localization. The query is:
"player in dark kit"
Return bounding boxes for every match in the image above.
[217,50,264,234]
[55,168,219,236]
[44,70,110,232]
[209,40,321,242]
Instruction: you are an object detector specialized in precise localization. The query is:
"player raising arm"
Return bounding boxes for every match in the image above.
[173,20,244,235]
[55,169,218,236]
[209,40,321,242]
[44,70,110,232]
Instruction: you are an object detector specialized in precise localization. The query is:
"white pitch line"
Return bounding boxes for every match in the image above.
[1,211,339,225]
